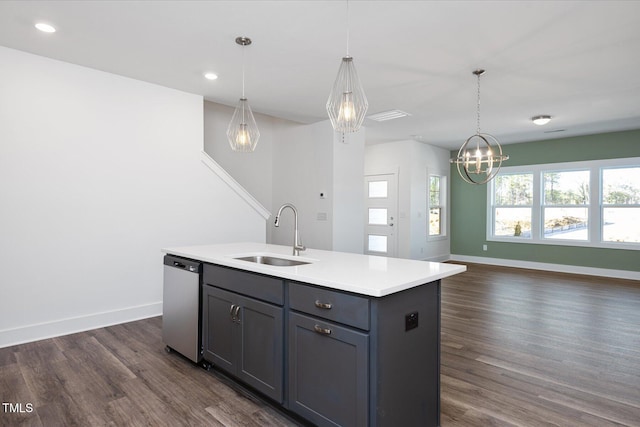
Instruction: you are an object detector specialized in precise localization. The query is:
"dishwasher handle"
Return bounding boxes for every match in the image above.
[164,255,201,273]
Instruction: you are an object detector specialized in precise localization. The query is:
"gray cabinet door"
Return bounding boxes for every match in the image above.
[288,311,369,427]
[203,285,236,373]
[203,285,284,403]
[236,294,283,402]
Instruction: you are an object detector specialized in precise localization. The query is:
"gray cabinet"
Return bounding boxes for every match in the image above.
[200,262,441,427]
[202,266,284,403]
[288,311,369,426]
[288,283,370,426]
[288,280,441,427]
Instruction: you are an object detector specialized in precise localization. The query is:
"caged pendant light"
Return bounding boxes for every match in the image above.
[451,69,508,185]
[227,36,260,152]
[326,0,368,133]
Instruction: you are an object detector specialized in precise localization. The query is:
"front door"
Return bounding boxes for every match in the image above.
[364,173,398,257]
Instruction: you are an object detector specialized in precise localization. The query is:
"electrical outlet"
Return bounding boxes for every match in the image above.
[405,312,419,331]
[483,244,488,251]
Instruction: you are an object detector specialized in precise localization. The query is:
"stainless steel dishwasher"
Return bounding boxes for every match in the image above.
[162,255,202,363]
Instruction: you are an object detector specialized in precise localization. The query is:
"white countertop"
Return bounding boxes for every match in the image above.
[162,242,466,297]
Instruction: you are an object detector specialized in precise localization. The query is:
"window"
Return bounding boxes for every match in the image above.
[428,175,446,237]
[487,157,640,250]
[492,173,533,238]
[602,166,640,243]
[368,181,388,198]
[542,170,590,241]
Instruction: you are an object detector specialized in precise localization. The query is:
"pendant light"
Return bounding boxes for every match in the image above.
[227,36,260,152]
[326,0,368,133]
[451,69,508,185]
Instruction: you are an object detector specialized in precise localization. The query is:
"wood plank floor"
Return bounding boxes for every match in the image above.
[1,263,638,426]
[441,263,640,427]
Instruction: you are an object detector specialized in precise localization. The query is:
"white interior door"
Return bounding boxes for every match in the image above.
[364,173,398,257]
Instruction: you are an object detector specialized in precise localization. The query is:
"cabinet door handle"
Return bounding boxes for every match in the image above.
[314,300,332,310]
[314,325,332,335]
[233,305,241,323]
[230,304,237,321]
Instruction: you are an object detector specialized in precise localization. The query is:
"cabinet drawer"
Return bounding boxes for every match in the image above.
[204,264,284,305]
[289,282,370,330]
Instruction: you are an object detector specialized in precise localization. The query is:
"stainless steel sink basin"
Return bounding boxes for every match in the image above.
[234,255,311,267]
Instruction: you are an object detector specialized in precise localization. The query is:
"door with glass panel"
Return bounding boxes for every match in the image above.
[364,174,398,257]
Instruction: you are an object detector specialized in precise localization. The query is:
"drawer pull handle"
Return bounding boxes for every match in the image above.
[314,300,332,310]
[230,304,241,322]
[314,325,332,335]
[233,305,241,323]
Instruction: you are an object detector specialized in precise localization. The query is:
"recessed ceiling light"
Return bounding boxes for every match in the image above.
[532,115,552,126]
[35,22,56,33]
[204,72,218,81]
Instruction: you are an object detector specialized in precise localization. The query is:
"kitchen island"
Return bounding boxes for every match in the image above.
[162,243,465,427]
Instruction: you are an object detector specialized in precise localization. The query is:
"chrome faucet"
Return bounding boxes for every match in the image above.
[274,203,306,256]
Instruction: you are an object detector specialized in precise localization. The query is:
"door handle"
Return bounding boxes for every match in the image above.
[233,305,241,323]
[230,304,241,323]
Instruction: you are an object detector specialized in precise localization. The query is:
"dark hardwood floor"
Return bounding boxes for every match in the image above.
[441,263,640,427]
[1,263,639,426]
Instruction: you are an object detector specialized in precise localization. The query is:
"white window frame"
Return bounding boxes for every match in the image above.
[541,168,591,242]
[489,171,534,239]
[487,157,640,250]
[601,164,640,244]
[428,173,447,240]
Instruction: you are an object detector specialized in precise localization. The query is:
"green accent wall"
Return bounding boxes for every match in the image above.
[450,129,640,272]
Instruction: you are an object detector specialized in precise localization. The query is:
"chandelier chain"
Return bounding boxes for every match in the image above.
[476,71,481,134]
[241,44,245,98]
[346,0,350,56]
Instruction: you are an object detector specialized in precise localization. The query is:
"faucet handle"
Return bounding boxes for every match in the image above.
[294,243,306,256]
[294,234,305,254]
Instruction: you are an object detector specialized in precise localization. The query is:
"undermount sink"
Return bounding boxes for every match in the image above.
[234,255,311,267]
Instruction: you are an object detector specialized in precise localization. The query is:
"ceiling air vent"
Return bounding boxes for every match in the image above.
[366,109,411,122]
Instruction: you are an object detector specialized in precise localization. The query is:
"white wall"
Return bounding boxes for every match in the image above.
[267,120,365,253]
[203,103,365,254]
[332,130,365,253]
[365,139,450,260]
[414,142,451,261]
[271,121,334,250]
[0,47,265,347]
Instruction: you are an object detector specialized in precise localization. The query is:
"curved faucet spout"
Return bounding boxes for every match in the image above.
[274,203,306,256]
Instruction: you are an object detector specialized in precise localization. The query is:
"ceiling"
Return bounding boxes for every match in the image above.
[1,1,639,150]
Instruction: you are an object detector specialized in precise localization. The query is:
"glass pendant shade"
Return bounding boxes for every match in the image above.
[227,97,260,152]
[327,56,368,133]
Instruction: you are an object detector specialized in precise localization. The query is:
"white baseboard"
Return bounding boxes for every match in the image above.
[448,254,640,281]
[0,302,163,349]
